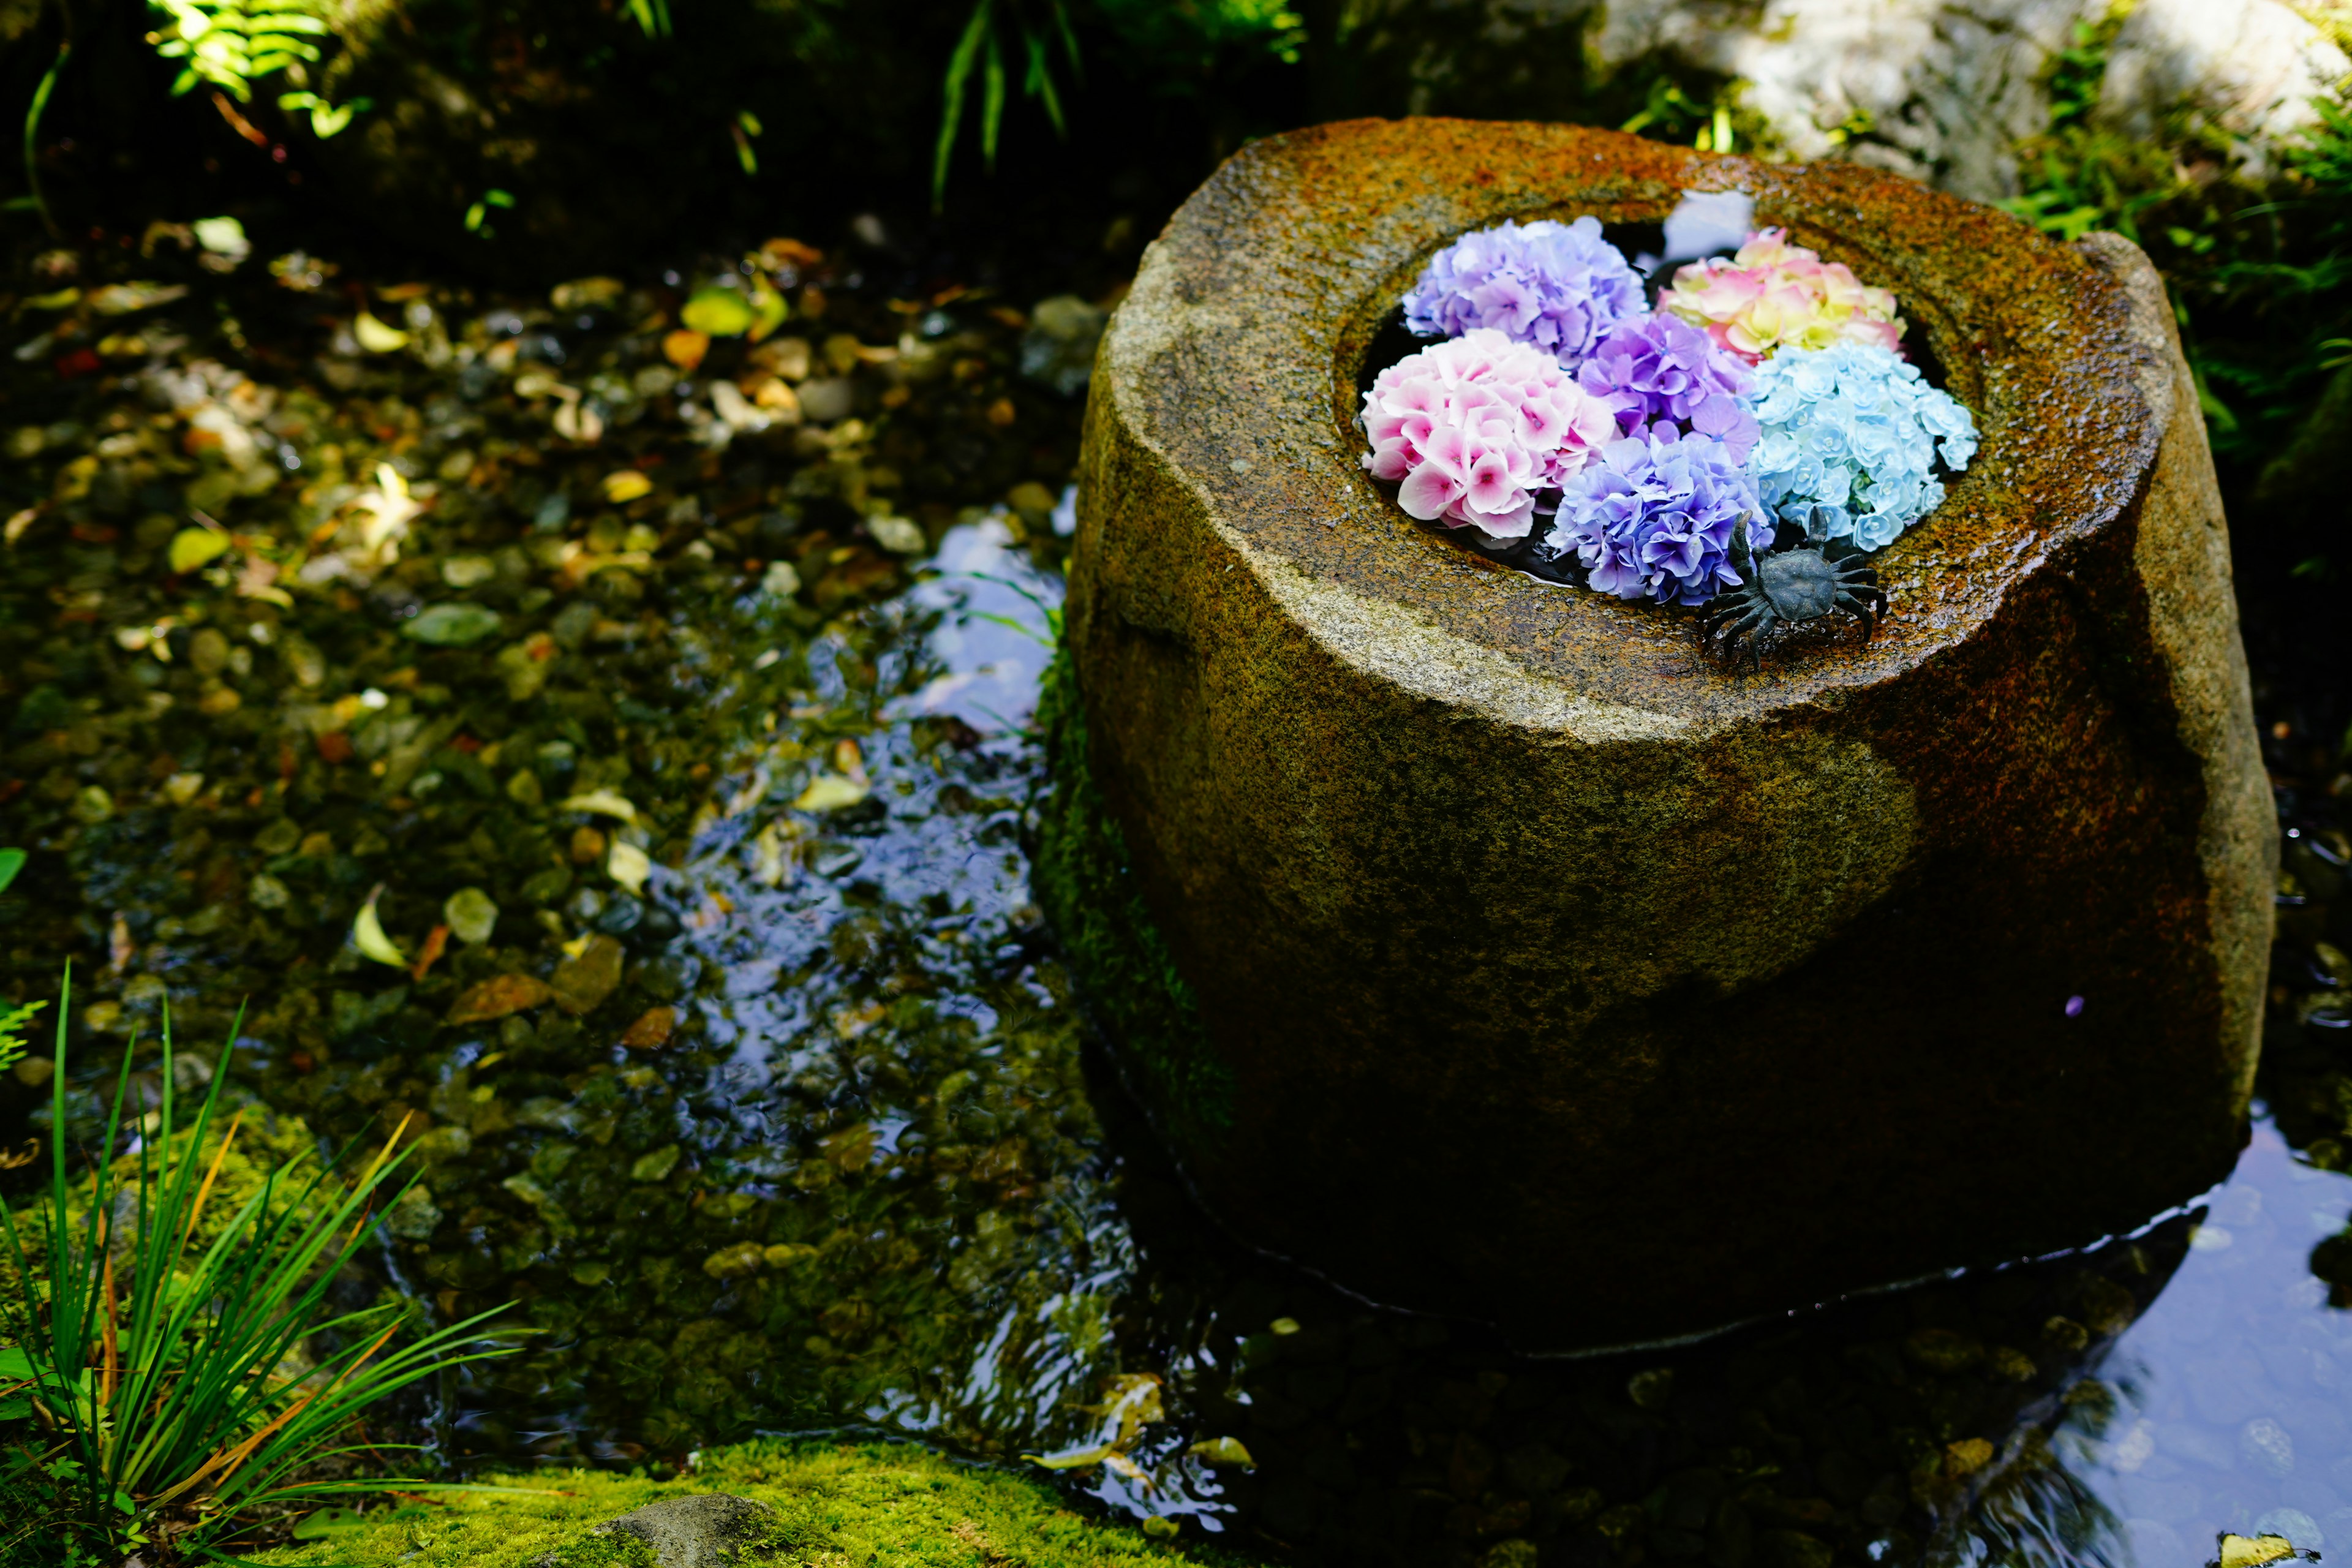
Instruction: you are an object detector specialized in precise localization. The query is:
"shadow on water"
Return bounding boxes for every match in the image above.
[0,218,2349,1568]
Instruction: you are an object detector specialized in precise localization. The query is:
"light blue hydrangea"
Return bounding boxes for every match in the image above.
[1747,342,1978,551]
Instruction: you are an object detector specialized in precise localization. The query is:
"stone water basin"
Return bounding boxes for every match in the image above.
[1063,119,2277,1349]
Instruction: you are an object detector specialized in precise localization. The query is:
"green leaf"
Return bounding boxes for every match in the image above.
[932,0,992,207]
[0,847,23,895]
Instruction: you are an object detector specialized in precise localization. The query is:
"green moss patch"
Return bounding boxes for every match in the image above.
[254,1441,1251,1568]
[1031,645,1234,1148]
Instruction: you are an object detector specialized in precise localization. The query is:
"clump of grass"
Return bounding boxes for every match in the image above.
[0,971,513,1561]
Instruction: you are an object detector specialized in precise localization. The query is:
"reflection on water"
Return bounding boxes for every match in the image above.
[1,233,2348,1568]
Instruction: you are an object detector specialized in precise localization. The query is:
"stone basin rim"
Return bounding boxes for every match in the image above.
[1099,117,2165,727]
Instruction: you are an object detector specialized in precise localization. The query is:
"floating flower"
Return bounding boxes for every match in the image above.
[1362,328,1618,540]
[1545,426,1768,605]
[1664,228,1905,364]
[1748,342,1978,551]
[1402,217,1649,369]
[1575,315,1760,460]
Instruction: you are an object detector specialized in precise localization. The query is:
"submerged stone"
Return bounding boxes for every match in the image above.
[1061,120,2275,1349]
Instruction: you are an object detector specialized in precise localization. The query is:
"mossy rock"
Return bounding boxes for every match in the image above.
[1064,118,2275,1349]
[252,1441,1256,1568]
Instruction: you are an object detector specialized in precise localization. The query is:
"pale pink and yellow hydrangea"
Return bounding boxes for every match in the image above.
[1360,328,1618,540]
[1662,228,1905,365]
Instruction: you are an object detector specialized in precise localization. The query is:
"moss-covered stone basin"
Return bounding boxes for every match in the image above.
[1063,118,2276,1350]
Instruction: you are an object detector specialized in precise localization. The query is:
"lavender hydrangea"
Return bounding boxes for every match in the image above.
[1402,216,1648,369]
[1747,342,1979,551]
[1544,427,1768,605]
[1576,314,1760,460]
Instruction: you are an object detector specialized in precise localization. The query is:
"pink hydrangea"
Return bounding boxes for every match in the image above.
[1662,228,1905,364]
[1360,328,1618,540]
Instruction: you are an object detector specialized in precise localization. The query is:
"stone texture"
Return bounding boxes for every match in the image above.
[594,1494,778,1568]
[1373,0,2346,201]
[1064,118,2274,1350]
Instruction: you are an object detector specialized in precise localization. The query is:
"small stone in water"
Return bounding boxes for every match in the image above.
[442,555,497,587]
[797,378,854,424]
[571,826,608,864]
[761,559,801,598]
[447,973,552,1025]
[1626,1368,1675,1408]
[445,887,500,946]
[621,1006,675,1049]
[404,602,503,646]
[552,934,624,1015]
[866,514,925,554]
[249,873,292,910]
[704,1242,766,1279]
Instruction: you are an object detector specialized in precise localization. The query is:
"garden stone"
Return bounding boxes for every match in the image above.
[1061,119,2274,1350]
[589,1494,778,1568]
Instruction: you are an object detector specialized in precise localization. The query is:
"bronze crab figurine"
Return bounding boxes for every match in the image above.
[1698,524,1889,666]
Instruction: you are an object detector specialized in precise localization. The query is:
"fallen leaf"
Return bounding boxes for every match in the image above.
[409,923,450,981]
[445,973,552,1025]
[663,330,710,371]
[1025,1444,1115,1472]
[607,839,652,894]
[351,885,407,968]
[551,935,624,1015]
[620,1006,675,1049]
[557,789,638,822]
[402,602,503,646]
[169,527,232,574]
[792,775,869,812]
[2219,1537,2304,1568]
[682,286,755,337]
[353,311,409,353]
[1187,1436,1254,1468]
[603,470,654,504]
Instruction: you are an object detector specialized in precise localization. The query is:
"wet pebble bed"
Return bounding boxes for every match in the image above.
[1,228,2351,1568]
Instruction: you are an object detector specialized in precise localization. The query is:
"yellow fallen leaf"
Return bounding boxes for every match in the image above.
[608,839,652,894]
[1187,1436,1254,1468]
[603,470,654,504]
[1023,1444,1114,1471]
[557,790,638,822]
[351,885,407,968]
[792,775,869,812]
[663,329,710,371]
[353,311,409,353]
[561,934,593,959]
[168,527,232,574]
[2220,1537,2302,1568]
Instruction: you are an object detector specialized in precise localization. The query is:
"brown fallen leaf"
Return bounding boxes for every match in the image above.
[446,973,552,1025]
[620,1006,676,1049]
[410,922,450,982]
[551,934,624,1016]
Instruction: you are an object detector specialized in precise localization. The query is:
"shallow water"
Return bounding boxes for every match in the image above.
[1,234,2350,1568]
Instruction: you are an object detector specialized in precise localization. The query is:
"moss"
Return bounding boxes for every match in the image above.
[0,1106,333,1302]
[1031,645,1234,1148]
[252,1440,1255,1568]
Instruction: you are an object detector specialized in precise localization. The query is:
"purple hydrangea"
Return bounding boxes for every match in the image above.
[1575,315,1760,462]
[1544,427,1768,605]
[1402,217,1649,369]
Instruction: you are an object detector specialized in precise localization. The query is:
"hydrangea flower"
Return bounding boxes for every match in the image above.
[1402,217,1649,369]
[1747,342,1979,551]
[1663,228,1905,364]
[1544,426,1768,605]
[1575,315,1760,461]
[1361,328,1618,540]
